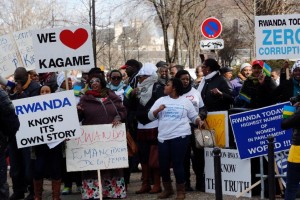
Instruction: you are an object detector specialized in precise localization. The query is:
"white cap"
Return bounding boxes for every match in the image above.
[292,60,300,73]
[138,63,157,76]
[240,63,252,72]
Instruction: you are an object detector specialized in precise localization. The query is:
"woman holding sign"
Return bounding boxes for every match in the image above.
[148,78,203,200]
[77,74,127,199]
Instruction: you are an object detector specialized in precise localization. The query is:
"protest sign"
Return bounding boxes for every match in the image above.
[31,26,94,73]
[0,34,22,77]
[255,14,300,60]
[205,148,251,197]
[66,123,128,172]
[13,28,35,70]
[13,90,81,148]
[206,111,228,148]
[229,102,292,159]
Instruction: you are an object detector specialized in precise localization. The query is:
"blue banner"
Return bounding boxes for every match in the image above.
[229,102,292,160]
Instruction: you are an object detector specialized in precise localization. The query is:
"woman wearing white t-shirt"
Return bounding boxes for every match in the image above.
[148,78,203,200]
[175,70,207,192]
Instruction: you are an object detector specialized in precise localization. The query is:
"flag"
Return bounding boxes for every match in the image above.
[73,85,82,96]
[282,105,296,119]
[124,85,133,98]
[263,63,272,77]
[239,92,251,103]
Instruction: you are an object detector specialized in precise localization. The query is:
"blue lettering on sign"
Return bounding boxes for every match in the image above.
[15,97,72,115]
[262,28,300,45]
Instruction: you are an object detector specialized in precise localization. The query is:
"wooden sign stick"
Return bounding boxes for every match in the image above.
[236,180,262,198]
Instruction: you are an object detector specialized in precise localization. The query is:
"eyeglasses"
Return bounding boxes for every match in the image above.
[89,78,100,84]
[111,76,122,81]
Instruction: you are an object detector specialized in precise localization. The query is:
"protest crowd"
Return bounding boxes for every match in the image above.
[1,54,300,200]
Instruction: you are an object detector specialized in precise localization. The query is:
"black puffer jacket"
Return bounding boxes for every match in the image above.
[281,107,300,145]
[201,73,234,112]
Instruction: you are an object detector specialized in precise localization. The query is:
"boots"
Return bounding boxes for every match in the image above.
[33,179,43,200]
[175,184,185,200]
[52,179,61,200]
[149,168,161,194]
[135,164,151,194]
[157,182,174,199]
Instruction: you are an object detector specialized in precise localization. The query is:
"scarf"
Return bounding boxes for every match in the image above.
[197,71,218,93]
[138,75,158,106]
[107,81,125,91]
[293,78,300,96]
[86,88,109,98]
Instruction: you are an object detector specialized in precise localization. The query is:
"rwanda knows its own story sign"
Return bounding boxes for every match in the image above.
[31,26,94,73]
[13,90,81,148]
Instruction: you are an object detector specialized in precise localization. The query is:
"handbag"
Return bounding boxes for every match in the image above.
[194,120,216,148]
[127,131,138,157]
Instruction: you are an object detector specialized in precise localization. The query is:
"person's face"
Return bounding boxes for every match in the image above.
[164,80,174,95]
[201,65,210,76]
[29,71,39,82]
[169,67,177,78]
[159,67,168,79]
[196,67,203,78]
[61,77,72,90]
[292,68,300,81]
[110,72,122,86]
[119,69,127,80]
[40,86,51,95]
[252,65,262,77]
[241,66,252,78]
[89,77,101,91]
[223,72,233,80]
[271,72,279,81]
[106,73,111,82]
[179,74,190,88]
[138,75,149,84]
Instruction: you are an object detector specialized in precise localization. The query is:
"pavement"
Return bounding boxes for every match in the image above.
[7,169,275,200]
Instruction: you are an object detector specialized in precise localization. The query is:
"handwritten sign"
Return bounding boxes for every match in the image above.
[229,102,292,159]
[0,34,21,77]
[13,90,81,148]
[206,111,228,148]
[31,26,94,73]
[205,148,251,197]
[66,123,128,172]
[255,14,300,60]
[13,28,35,70]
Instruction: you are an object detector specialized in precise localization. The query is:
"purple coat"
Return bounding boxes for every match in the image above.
[230,77,243,97]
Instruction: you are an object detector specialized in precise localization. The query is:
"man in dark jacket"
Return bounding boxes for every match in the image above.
[0,87,20,200]
[5,67,40,200]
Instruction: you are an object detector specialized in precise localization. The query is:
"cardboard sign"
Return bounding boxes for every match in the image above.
[66,124,128,172]
[255,14,300,60]
[31,26,94,73]
[229,102,292,159]
[13,28,35,70]
[206,111,228,148]
[0,34,21,77]
[205,148,251,197]
[13,90,81,148]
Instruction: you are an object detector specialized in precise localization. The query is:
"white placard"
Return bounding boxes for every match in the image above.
[13,28,35,70]
[0,34,21,77]
[255,14,300,60]
[205,148,251,197]
[66,123,128,172]
[13,90,81,148]
[200,39,224,50]
[31,26,94,73]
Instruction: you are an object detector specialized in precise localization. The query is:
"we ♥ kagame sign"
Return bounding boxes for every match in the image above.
[31,26,94,73]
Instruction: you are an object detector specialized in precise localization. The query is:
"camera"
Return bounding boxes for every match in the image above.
[290,93,300,104]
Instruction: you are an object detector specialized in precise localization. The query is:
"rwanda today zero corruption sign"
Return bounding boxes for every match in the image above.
[31,26,94,73]
[13,90,81,148]
[255,14,300,60]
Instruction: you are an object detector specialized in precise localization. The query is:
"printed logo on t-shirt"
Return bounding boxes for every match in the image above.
[161,104,184,121]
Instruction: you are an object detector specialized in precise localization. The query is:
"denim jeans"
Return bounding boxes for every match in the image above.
[158,135,190,184]
[285,162,300,200]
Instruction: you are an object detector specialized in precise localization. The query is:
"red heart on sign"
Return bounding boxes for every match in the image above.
[59,28,88,50]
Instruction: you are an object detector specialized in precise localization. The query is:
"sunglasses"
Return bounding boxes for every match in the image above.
[89,78,100,84]
[111,76,122,81]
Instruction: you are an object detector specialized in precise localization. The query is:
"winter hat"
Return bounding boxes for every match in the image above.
[291,60,300,73]
[203,59,221,71]
[138,63,157,76]
[220,67,233,74]
[240,63,252,72]
[156,61,168,68]
[56,72,67,88]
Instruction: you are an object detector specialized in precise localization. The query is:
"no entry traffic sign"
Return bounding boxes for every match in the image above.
[201,17,222,39]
